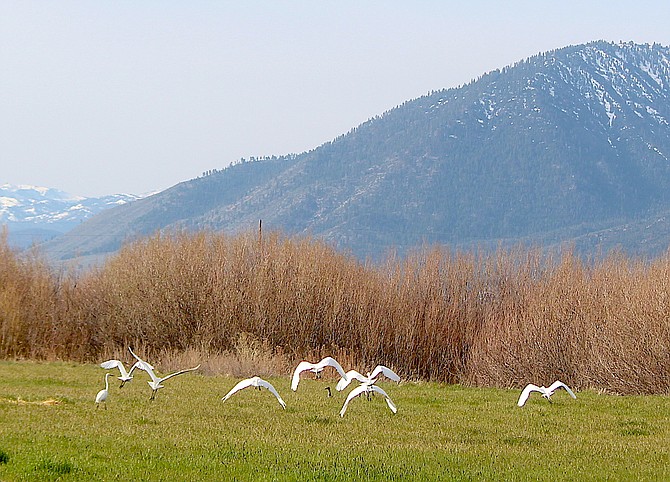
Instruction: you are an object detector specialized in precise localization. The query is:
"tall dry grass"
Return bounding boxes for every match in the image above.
[0,229,668,394]
[0,230,86,359]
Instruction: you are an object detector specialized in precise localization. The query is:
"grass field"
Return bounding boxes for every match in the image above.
[0,361,668,481]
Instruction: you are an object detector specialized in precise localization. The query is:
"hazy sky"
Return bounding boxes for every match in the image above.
[3,1,670,197]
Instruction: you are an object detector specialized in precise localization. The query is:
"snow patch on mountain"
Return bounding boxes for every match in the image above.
[0,183,142,231]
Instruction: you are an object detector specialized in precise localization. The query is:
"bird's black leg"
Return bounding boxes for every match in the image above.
[325,386,332,398]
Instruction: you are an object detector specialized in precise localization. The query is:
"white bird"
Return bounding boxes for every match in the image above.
[291,356,348,391]
[336,365,400,392]
[517,380,577,407]
[100,359,147,388]
[222,376,286,409]
[95,373,112,409]
[128,347,155,372]
[339,384,397,417]
[129,347,200,400]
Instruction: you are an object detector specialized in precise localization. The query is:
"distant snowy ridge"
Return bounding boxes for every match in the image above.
[1,183,144,247]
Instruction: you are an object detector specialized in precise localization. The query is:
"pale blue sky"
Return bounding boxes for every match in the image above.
[2,1,669,197]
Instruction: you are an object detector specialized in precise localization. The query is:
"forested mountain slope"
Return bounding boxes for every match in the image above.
[43,41,670,261]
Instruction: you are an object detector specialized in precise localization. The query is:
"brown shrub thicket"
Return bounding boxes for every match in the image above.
[0,229,668,394]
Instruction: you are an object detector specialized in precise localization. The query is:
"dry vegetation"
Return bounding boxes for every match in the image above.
[1,229,669,394]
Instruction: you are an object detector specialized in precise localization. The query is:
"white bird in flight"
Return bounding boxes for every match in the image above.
[291,356,348,391]
[339,384,397,417]
[95,373,112,409]
[517,380,577,407]
[128,347,154,372]
[222,376,286,409]
[100,359,150,388]
[129,347,200,400]
[336,365,400,392]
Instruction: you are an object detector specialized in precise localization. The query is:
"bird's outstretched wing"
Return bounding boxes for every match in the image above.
[127,361,144,377]
[316,357,347,379]
[128,347,155,371]
[291,361,316,391]
[159,365,200,383]
[369,385,397,414]
[132,361,159,384]
[339,384,368,417]
[100,359,126,375]
[517,384,543,407]
[547,380,576,399]
[258,378,287,409]
[369,365,400,383]
[222,377,256,402]
[336,370,366,391]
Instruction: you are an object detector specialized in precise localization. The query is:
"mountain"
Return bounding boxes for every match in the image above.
[42,41,670,261]
[0,184,141,248]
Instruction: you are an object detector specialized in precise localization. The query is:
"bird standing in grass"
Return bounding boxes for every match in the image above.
[222,376,286,409]
[95,373,111,409]
[517,380,577,407]
[291,356,348,391]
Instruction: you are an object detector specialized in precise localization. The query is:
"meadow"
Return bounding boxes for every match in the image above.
[0,360,668,481]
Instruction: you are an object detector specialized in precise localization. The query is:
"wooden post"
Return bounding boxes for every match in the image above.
[258,219,263,257]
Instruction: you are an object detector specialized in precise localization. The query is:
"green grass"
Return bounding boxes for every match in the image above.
[0,361,668,481]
